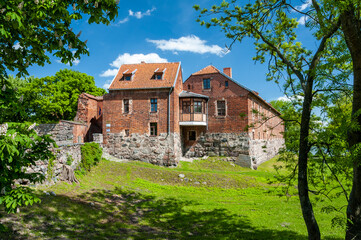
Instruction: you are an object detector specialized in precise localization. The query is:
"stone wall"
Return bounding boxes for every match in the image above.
[249,138,285,166]
[22,144,82,186]
[20,121,88,186]
[35,120,87,144]
[184,132,284,169]
[102,132,181,166]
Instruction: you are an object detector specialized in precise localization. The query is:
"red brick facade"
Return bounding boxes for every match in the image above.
[74,93,103,142]
[75,63,284,166]
[101,62,183,139]
[184,66,284,140]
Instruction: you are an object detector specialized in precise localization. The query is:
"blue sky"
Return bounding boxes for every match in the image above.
[23,0,312,102]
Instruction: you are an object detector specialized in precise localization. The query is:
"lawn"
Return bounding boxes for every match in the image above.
[0,157,346,239]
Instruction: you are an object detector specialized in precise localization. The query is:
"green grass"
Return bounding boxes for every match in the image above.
[0,157,347,239]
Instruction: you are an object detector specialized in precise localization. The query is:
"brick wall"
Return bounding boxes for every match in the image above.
[184,71,284,139]
[102,85,183,139]
[184,72,250,133]
[75,93,103,142]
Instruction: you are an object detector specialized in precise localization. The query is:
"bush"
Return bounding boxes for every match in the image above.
[80,142,102,172]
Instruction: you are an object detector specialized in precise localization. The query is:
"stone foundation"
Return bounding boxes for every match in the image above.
[102,132,181,166]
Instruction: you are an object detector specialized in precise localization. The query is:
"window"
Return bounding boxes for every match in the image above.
[188,84,190,90]
[124,74,131,81]
[194,101,202,113]
[203,78,211,89]
[125,129,130,137]
[150,123,157,136]
[225,81,229,88]
[155,74,162,80]
[188,131,196,141]
[123,99,129,113]
[98,107,101,116]
[182,101,191,113]
[150,98,157,112]
[217,100,226,116]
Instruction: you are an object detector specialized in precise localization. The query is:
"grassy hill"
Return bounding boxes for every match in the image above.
[1,157,346,239]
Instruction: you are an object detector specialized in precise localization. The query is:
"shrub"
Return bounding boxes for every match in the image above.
[80,142,102,172]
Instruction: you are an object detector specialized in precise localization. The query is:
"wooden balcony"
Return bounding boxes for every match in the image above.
[179,91,209,126]
[179,113,207,126]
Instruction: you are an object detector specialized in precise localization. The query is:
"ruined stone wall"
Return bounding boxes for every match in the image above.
[249,138,285,166]
[183,132,284,169]
[22,144,82,186]
[102,132,181,166]
[21,121,87,186]
[35,120,87,144]
[184,132,250,158]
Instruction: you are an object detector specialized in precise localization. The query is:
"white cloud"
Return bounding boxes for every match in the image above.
[100,53,168,78]
[147,35,229,57]
[102,79,112,90]
[117,17,129,24]
[129,7,156,19]
[295,0,312,11]
[298,15,308,25]
[13,42,21,50]
[100,68,119,77]
[114,7,155,25]
[277,95,304,102]
[110,53,167,68]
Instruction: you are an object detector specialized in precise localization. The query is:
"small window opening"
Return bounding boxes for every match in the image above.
[225,81,229,88]
[188,131,196,141]
[150,123,157,136]
[123,99,129,113]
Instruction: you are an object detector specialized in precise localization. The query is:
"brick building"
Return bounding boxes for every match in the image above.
[75,62,284,168]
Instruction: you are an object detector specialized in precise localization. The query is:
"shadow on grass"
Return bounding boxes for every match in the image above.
[0,187,340,240]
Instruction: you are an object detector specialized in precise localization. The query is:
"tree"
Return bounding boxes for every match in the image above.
[0,0,118,222]
[195,1,355,239]
[338,4,361,239]
[0,0,119,78]
[0,122,55,213]
[25,69,106,122]
[0,77,27,123]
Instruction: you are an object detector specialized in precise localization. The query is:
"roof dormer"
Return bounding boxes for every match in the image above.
[153,68,166,80]
[123,69,137,81]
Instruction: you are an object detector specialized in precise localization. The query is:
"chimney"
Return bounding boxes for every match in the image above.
[223,67,232,78]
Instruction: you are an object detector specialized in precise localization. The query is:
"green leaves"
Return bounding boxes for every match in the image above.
[0,0,119,78]
[2,70,106,123]
[0,122,55,213]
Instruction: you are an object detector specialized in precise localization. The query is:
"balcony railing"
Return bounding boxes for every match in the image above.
[180,113,206,122]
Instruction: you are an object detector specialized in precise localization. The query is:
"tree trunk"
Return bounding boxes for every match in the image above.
[340,8,361,240]
[298,78,321,240]
[60,165,79,183]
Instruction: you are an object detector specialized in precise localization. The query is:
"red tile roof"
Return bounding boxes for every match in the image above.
[109,62,181,90]
[191,65,220,75]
